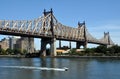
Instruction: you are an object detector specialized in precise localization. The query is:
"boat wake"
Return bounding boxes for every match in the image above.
[0,66,68,71]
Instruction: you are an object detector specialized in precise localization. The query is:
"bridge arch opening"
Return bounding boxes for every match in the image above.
[46,43,51,56]
[80,46,84,49]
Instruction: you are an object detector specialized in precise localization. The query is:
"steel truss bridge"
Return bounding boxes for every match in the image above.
[0,9,114,56]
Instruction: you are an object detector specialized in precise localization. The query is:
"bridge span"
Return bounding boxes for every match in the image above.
[0,9,114,56]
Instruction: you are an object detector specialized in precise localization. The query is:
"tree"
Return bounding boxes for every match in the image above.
[107,45,120,54]
[95,45,107,53]
[0,48,6,55]
[6,48,13,55]
[85,48,95,53]
[112,45,120,53]
[85,48,91,53]
[69,48,76,55]
[13,49,21,55]
[23,49,27,54]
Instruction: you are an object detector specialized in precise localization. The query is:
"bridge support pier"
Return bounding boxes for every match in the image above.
[76,41,87,49]
[59,40,61,48]
[41,38,47,56]
[50,38,56,56]
[40,38,56,57]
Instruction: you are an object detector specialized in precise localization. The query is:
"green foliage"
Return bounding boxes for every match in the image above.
[67,45,120,56]
[86,45,120,56]
[107,45,120,54]
[6,48,13,55]
[68,48,85,56]
[111,45,120,53]
[85,48,91,53]
[0,45,120,56]
[0,48,6,55]
[69,48,77,55]
[95,45,107,53]
[23,49,27,54]
[13,49,21,55]
[85,48,95,53]
[0,48,27,55]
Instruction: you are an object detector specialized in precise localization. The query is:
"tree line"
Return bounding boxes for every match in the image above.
[1,45,120,56]
[0,48,27,55]
[65,45,120,56]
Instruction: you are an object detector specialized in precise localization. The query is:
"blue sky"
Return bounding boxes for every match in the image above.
[0,0,120,49]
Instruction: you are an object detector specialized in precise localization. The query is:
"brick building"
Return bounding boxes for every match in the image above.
[0,38,9,50]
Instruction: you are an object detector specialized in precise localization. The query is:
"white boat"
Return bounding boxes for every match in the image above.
[0,66,68,71]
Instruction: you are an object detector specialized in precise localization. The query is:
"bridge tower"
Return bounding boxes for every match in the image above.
[76,21,87,49]
[40,9,56,56]
[104,32,114,48]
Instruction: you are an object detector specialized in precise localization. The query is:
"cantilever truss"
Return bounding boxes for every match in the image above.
[0,9,114,46]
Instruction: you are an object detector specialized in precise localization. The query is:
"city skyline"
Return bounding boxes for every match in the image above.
[0,0,120,49]
[0,37,34,53]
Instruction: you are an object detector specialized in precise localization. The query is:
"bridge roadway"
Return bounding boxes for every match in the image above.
[0,27,109,45]
[0,9,114,56]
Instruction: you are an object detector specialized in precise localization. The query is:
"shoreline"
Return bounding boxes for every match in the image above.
[1,55,120,58]
[54,55,120,58]
[0,55,25,58]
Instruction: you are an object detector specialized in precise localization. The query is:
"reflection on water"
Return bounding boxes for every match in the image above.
[0,57,120,79]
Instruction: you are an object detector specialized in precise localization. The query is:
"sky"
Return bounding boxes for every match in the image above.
[0,0,120,49]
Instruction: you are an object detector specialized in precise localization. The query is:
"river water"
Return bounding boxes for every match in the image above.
[0,57,120,79]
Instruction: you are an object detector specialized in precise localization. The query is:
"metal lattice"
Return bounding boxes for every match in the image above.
[0,9,114,45]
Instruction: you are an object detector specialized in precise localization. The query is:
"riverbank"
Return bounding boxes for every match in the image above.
[1,55,120,58]
[0,55,25,58]
[54,55,120,58]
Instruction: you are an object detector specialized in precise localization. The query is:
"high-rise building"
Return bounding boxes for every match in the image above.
[15,37,34,53]
[0,38,9,50]
[1,36,35,53]
[9,36,20,49]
